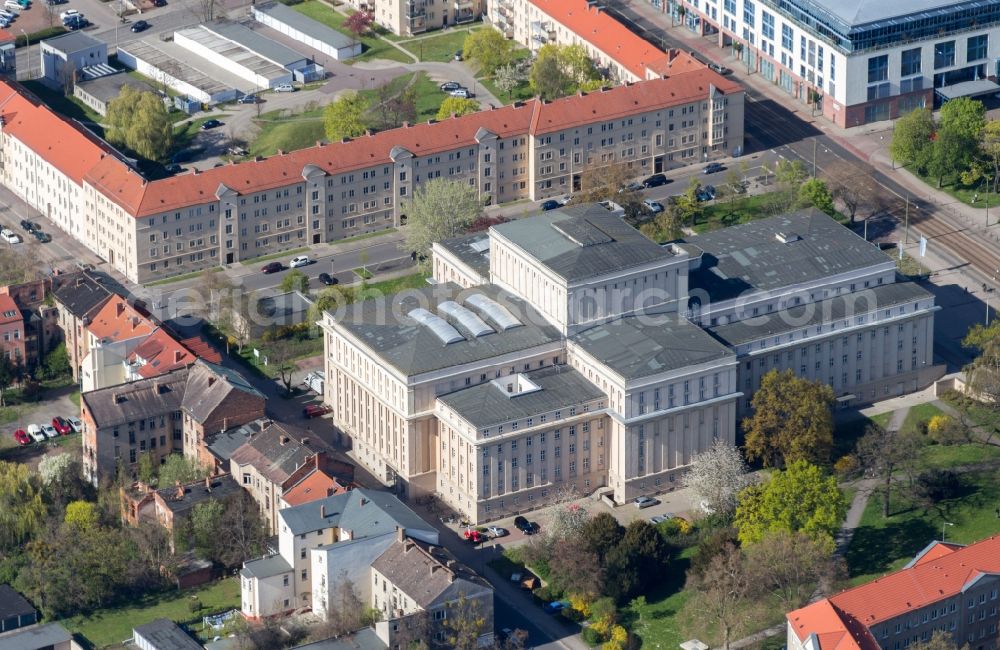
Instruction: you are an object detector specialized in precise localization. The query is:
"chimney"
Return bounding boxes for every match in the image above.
[396,526,405,543]
[193,168,200,175]
[175,480,183,500]
[205,476,212,490]
[222,416,228,431]
[431,564,442,575]
[174,349,183,363]
[280,436,290,446]
[208,376,216,387]
[131,317,138,331]
[359,496,367,507]
[76,277,84,287]
[116,301,125,317]
[320,503,326,518]
[301,438,309,446]
[277,149,284,155]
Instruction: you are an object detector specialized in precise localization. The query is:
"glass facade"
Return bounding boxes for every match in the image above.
[934,40,955,69]
[900,48,921,76]
[967,34,988,62]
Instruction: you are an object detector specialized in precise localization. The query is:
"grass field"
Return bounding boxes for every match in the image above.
[845,469,1000,585]
[22,80,104,127]
[624,547,693,648]
[400,26,481,62]
[62,579,239,649]
[239,247,309,266]
[248,116,325,157]
[292,1,412,63]
[357,71,445,124]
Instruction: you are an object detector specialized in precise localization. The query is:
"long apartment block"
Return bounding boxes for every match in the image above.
[0,71,742,284]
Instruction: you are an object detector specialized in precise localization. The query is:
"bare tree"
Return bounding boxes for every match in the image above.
[682,543,760,650]
[743,530,838,610]
[193,0,217,22]
[321,573,366,637]
[682,438,751,518]
[823,159,882,223]
[441,594,490,650]
[855,423,923,518]
[268,338,296,395]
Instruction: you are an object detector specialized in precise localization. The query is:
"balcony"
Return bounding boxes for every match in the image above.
[454,7,476,22]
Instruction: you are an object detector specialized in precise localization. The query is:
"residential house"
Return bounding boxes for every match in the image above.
[81,359,263,484]
[0,293,25,366]
[0,278,60,370]
[786,536,1000,650]
[240,489,437,620]
[371,536,493,648]
[279,452,354,509]
[39,32,107,88]
[0,585,38,633]
[51,271,120,380]
[0,623,82,650]
[81,296,157,391]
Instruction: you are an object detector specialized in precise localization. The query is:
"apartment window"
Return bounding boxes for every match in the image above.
[968,34,988,62]
[743,0,754,27]
[868,55,888,83]
[934,40,955,69]
[901,48,922,76]
[781,24,793,51]
[761,11,774,40]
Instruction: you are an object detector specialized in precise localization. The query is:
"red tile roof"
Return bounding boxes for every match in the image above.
[130,328,195,378]
[0,80,115,185]
[87,296,156,342]
[0,294,21,325]
[787,536,1000,650]
[527,0,700,79]
[281,469,348,507]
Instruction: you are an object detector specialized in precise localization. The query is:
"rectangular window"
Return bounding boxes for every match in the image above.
[743,0,755,27]
[934,40,955,69]
[967,34,988,63]
[781,24,793,51]
[901,48,921,76]
[761,11,774,40]
[868,55,888,83]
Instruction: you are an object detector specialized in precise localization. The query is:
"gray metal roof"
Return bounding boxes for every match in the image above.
[278,488,435,538]
[795,0,972,27]
[682,209,890,302]
[707,281,933,347]
[438,365,605,428]
[572,313,734,380]
[0,585,35,620]
[0,624,71,650]
[490,203,673,283]
[176,26,289,80]
[206,19,308,68]
[52,271,120,319]
[240,554,291,579]
[117,41,232,96]
[205,418,270,463]
[75,72,154,104]
[290,628,387,650]
[936,79,1000,102]
[333,283,562,377]
[253,2,359,50]
[436,232,491,279]
[41,31,104,55]
[133,618,204,650]
[181,359,263,424]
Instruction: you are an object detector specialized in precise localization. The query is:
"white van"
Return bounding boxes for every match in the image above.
[3,2,20,13]
[301,371,324,394]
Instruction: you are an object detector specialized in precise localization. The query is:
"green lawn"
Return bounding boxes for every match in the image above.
[400,26,481,62]
[845,470,1000,585]
[292,1,413,63]
[357,71,445,124]
[146,267,223,287]
[624,547,693,648]
[61,579,239,649]
[337,227,398,244]
[900,403,944,436]
[912,166,996,209]
[833,411,881,461]
[475,46,535,105]
[240,246,310,266]
[918,442,1000,469]
[354,267,373,280]
[248,117,325,157]
[68,391,81,409]
[22,80,105,128]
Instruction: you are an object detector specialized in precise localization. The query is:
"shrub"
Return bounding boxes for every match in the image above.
[834,454,859,478]
[581,627,604,645]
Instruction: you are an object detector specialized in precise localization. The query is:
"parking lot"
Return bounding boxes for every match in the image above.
[0,382,82,469]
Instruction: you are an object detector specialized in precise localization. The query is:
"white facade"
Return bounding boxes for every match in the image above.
[40,34,107,86]
[252,3,363,61]
[173,27,293,90]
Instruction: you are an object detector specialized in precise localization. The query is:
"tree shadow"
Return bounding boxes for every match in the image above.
[846,516,937,578]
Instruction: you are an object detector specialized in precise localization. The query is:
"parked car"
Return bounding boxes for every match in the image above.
[261,261,283,274]
[301,371,324,394]
[130,19,149,32]
[439,81,461,92]
[513,516,532,533]
[704,162,724,174]
[238,94,259,104]
[642,173,669,188]
[453,49,463,61]
[13,429,30,445]
[634,495,657,509]
[544,600,569,614]
[449,88,471,98]
[15,0,28,7]
[643,199,664,214]
[19,219,36,232]
[318,272,338,286]
[33,230,51,243]
[40,424,58,439]
[540,199,561,211]
[303,403,331,418]
[708,62,731,75]
[274,83,296,93]
[0,17,11,28]
[200,119,223,130]
[58,8,78,19]
[0,10,17,20]
[64,16,89,29]
[164,163,182,174]
[557,194,573,205]
[620,180,644,193]
[67,416,83,433]
[487,526,508,538]
[1,229,21,244]
[464,528,484,543]
[27,424,46,443]
[152,0,166,6]
[697,185,716,202]
[289,255,310,268]
[649,514,669,525]
[51,417,71,435]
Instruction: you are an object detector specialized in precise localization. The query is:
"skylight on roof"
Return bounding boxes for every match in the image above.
[465,294,523,331]
[438,301,494,338]
[408,308,465,345]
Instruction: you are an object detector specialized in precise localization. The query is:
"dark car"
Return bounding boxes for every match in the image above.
[19,219,36,233]
[454,50,463,61]
[318,272,338,286]
[33,231,51,243]
[200,119,223,130]
[704,162,724,174]
[261,261,283,274]
[708,62,732,75]
[64,16,89,29]
[130,19,149,32]
[540,199,561,211]
[238,94,259,104]
[152,0,166,6]
[642,173,669,188]
[164,163,182,174]
[514,516,536,534]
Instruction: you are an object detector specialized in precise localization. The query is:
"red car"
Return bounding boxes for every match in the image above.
[52,417,71,435]
[13,429,30,445]
[464,529,484,543]
[303,404,332,418]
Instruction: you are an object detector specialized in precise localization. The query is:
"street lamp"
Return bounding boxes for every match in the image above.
[941,521,954,541]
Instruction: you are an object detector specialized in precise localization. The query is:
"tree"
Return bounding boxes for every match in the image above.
[436,96,481,120]
[194,0,217,22]
[547,538,605,601]
[963,319,1000,415]
[549,502,590,539]
[976,120,1000,193]
[158,453,209,488]
[823,159,882,223]
[0,248,36,285]
[344,9,374,36]
[64,500,98,532]
[0,461,46,551]
[323,92,369,142]
[734,460,846,547]
[855,423,923,518]
[137,452,156,485]
[909,630,966,650]
[529,45,573,101]
[322,573,367,636]
[603,520,670,603]
[402,178,482,261]
[743,369,835,468]
[890,107,935,168]
[797,178,835,215]
[371,82,416,132]
[196,269,235,323]
[681,543,758,650]
[493,63,526,99]
[579,512,624,564]
[216,491,269,569]
[682,438,751,518]
[929,123,974,187]
[269,338,297,396]
[42,342,71,379]
[462,29,515,76]
[280,269,310,294]
[559,44,601,86]
[743,530,834,610]
[939,96,986,142]
[675,177,705,227]
[442,594,490,650]
[106,87,174,161]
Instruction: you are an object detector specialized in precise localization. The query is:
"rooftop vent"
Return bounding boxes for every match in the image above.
[438,301,494,337]
[409,308,464,345]
[491,373,542,398]
[775,231,801,244]
[465,294,522,331]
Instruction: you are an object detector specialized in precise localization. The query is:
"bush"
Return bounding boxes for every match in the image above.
[561,606,584,622]
[834,454,859,478]
[534,585,561,602]
[188,598,202,614]
[15,26,67,47]
[581,627,604,645]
